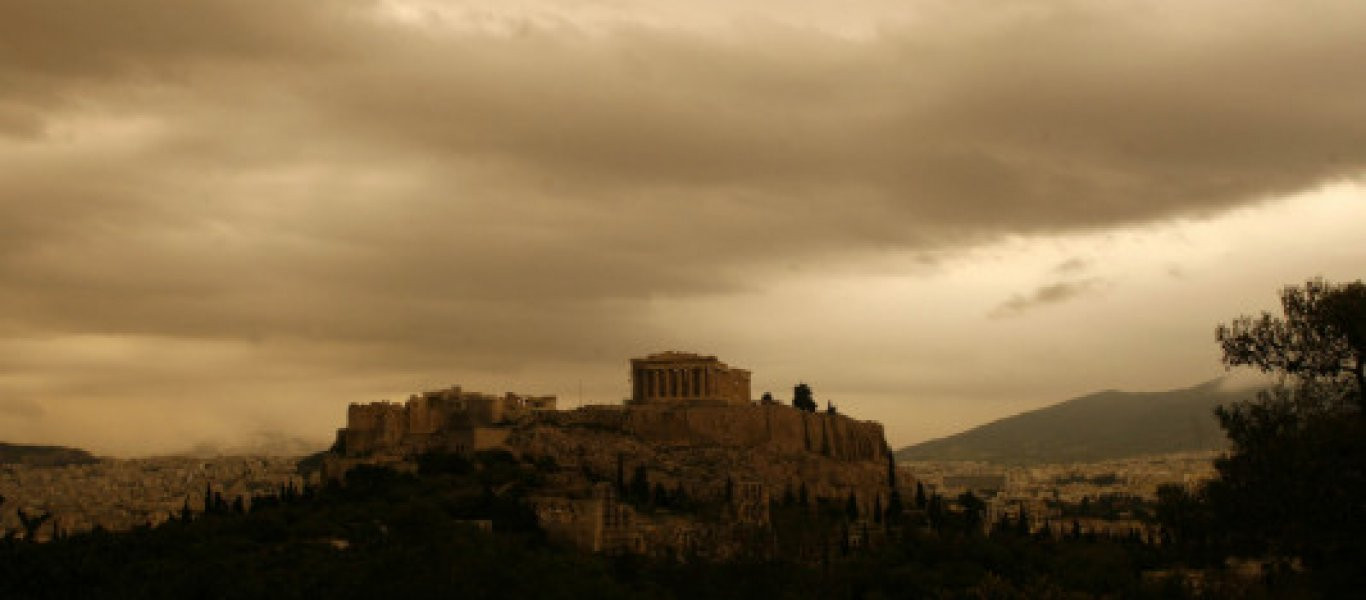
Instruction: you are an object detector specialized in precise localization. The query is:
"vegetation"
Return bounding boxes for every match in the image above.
[1159,277,1366,596]
[1,449,1205,599]
[793,383,818,413]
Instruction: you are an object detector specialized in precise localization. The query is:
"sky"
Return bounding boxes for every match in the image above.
[2,0,1364,455]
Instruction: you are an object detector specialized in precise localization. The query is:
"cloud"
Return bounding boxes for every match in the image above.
[2,0,1366,451]
[1052,258,1090,275]
[990,278,1107,318]
[0,397,45,420]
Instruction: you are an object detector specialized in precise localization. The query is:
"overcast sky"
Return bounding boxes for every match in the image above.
[2,0,1364,455]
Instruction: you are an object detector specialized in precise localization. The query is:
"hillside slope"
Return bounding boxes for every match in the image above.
[0,442,99,467]
[896,379,1258,465]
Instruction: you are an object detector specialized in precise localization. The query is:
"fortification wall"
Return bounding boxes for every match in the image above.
[531,404,886,463]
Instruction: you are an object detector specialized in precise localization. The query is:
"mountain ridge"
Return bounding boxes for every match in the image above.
[0,442,100,467]
[896,378,1259,465]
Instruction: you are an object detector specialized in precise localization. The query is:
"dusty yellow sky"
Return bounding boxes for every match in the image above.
[2,0,1364,454]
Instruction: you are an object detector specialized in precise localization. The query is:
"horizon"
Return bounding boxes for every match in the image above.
[3,0,1365,456]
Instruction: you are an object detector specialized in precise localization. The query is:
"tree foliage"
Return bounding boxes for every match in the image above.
[792,383,817,413]
[1165,277,1366,594]
[1216,277,1366,406]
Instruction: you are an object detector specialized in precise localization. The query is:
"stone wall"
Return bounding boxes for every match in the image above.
[335,387,555,457]
[528,404,888,463]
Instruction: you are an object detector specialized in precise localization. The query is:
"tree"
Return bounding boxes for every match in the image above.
[1217,277,1366,407]
[629,466,650,503]
[845,492,859,521]
[885,489,904,527]
[1180,278,1366,591]
[914,481,928,509]
[957,491,985,534]
[793,383,817,413]
[760,392,776,405]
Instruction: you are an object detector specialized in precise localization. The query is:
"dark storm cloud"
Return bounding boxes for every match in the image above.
[2,0,1365,451]
[4,0,1365,343]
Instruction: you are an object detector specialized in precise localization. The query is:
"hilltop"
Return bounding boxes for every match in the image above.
[896,379,1260,465]
[0,442,99,467]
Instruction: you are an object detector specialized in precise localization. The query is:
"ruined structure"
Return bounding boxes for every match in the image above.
[325,352,910,557]
[334,386,556,460]
[532,483,644,554]
[629,351,751,406]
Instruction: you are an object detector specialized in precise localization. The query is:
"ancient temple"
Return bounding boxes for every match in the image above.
[628,351,751,406]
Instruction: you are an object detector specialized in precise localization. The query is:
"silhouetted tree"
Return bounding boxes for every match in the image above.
[672,482,689,508]
[927,494,944,530]
[845,492,859,521]
[1217,277,1366,405]
[825,400,837,415]
[914,481,928,509]
[761,392,776,405]
[629,466,650,503]
[16,508,51,542]
[872,496,883,524]
[957,491,985,533]
[885,488,904,527]
[1182,278,1366,590]
[793,383,817,413]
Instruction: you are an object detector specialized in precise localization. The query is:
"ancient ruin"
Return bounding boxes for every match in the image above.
[628,351,751,406]
[325,352,907,557]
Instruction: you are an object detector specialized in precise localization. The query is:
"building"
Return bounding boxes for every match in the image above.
[336,386,556,458]
[628,351,752,406]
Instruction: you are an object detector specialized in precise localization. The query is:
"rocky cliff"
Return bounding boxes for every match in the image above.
[508,404,900,513]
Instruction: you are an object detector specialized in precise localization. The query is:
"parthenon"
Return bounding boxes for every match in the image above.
[628,351,751,406]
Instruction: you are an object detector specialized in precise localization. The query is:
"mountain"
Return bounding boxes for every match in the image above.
[896,378,1260,465]
[0,442,100,467]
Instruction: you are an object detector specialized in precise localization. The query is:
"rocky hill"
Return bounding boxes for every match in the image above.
[511,404,897,505]
[896,379,1259,465]
[0,442,99,467]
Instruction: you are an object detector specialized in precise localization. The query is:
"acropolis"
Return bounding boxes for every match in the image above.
[324,351,902,555]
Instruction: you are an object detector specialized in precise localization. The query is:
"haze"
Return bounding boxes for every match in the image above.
[2,0,1364,455]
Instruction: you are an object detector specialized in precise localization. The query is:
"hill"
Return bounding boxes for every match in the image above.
[896,379,1260,465]
[0,442,99,467]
